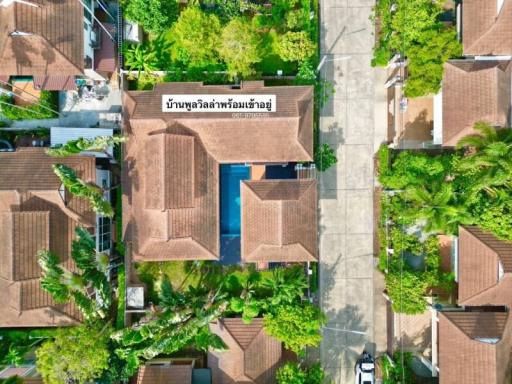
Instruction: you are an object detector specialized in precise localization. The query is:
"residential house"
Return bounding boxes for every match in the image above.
[440,60,511,146]
[0,0,116,91]
[461,0,512,58]
[122,81,317,264]
[0,147,111,327]
[208,318,284,384]
[437,226,512,383]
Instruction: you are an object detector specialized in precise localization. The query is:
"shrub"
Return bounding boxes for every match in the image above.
[124,0,179,35]
[263,302,326,355]
[314,143,337,172]
[276,31,316,62]
[0,91,58,120]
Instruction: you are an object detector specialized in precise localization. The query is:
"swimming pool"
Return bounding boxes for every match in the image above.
[220,164,250,235]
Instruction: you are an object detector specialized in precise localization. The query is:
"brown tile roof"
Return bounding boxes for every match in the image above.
[0,148,95,327]
[241,180,317,262]
[458,226,512,306]
[93,23,116,74]
[136,364,193,384]
[33,75,77,91]
[125,81,314,163]
[0,0,84,76]
[123,82,315,262]
[462,0,512,56]
[208,318,283,384]
[439,311,512,384]
[442,60,511,146]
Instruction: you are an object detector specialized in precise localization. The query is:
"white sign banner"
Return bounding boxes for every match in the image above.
[162,94,276,112]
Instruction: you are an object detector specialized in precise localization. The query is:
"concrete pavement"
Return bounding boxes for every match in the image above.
[318,0,388,382]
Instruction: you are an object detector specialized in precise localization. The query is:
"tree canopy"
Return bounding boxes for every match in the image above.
[276,31,316,62]
[124,0,179,35]
[218,18,262,79]
[35,324,111,384]
[170,7,222,69]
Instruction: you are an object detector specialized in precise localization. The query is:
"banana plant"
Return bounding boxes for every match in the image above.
[47,135,126,158]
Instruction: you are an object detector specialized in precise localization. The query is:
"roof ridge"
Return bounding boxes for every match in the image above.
[442,310,508,341]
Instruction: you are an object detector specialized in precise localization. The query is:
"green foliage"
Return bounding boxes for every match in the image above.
[294,61,317,85]
[276,31,316,62]
[315,143,337,172]
[218,18,262,79]
[116,266,126,330]
[47,135,125,157]
[276,362,325,384]
[52,164,114,217]
[124,0,179,35]
[470,192,512,241]
[381,352,414,384]
[263,302,326,355]
[123,44,159,79]
[38,227,111,320]
[372,0,461,97]
[35,323,112,384]
[404,28,462,97]
[170,7,222,69]
[0,91,58,120]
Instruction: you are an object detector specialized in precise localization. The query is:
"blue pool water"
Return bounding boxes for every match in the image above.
[220,164,250,235]
[220,164,250,264]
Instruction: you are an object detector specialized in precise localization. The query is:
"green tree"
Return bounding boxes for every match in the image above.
[38,227,111,320]
[47,135,125,158]
[124,44,159,79]
[263,302,326,355]
[111,277,228,373]
[52,164,114,217]
[276,31,316,62]
[455,123,512,197]
[315,143,337,172]
[403,183,473,234]
[404,28,462,97]
[218,18,262,79]
[170,7,222,69]
[124,0,179,35]
[276,362,325,384]
[385,266,430,314]
[35,323,111,384]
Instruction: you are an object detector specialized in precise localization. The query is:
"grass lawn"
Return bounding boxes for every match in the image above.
[256,54,297,76]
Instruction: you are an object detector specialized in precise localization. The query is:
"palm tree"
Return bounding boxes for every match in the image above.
[111,277,228,373]
[123,44,158,79]
[52,164,114,217]
[403,183,473,234]
[47,135,126,158]
[456,122,512,197]
[261,266,308,306]
[38,228,111,320]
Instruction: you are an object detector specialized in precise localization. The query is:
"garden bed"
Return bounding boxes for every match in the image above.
[0,91,58,120]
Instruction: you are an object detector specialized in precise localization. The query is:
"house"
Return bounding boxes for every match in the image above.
[208,318,284,384]
[437,226,512,383]
[0,147,111,327]
[461,0,512,57]
[440,60,511,146]
[0,0,116,90]
[122,81,317,264]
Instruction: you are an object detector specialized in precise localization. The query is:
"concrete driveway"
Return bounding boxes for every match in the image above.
[318,0,388,382]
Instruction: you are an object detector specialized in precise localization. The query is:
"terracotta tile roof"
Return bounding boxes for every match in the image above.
[125,81,314,163]
[439,311,512,384]
[241,180,317,262]
[94,23,116,74]
[123,82,315,262]
[0,0,84,76]
[136,364,193,384]
[458,226,512,305]
[0,148,94,327]
[442,60,511,146]
[208,318,283,384]
[462,0,512,56]
[33,75,77,91]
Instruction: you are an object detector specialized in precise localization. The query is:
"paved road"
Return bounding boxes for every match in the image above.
[318,0,388,382]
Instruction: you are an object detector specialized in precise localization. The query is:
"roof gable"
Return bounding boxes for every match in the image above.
[0,0,84,76]
[241,180,317,262]
[442,60,511,146]
[462,0,512,56]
